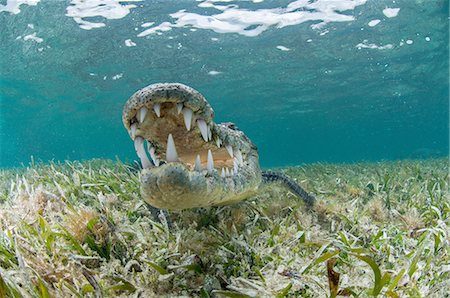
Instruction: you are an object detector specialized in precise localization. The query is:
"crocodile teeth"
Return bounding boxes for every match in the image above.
[207,149,214,174]
[130,123,137,139]
[207,126,212,141]
[138,107,148,123]
[233,158,238,174]
[221,168,225,178]
[166,134,178,162]
[195,154,202,171]
[182,108,193,131]
[134,137,152,168]
[215,137,221,148]
[235,149,243,166]
[225,145,233,158]
[225,168,230,177]
[197,119,208,142]
[177,103,183,114]
[153,103,161,117]
[147,144,160,166]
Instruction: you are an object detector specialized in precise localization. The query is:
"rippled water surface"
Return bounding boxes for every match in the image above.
[1,0,448,168]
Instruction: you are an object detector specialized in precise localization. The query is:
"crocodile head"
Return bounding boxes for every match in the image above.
[122,83,261,210]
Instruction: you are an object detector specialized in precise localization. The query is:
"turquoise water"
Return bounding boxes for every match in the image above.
[0,0,448,168]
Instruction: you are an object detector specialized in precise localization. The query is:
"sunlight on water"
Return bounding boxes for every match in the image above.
[0,0,40,15]
[65,0,142,30]
[137,0,368,37]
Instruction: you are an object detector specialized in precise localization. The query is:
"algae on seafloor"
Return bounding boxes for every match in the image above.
[0,159,449,297]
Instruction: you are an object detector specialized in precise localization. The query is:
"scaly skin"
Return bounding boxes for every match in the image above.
[123,83,261,210]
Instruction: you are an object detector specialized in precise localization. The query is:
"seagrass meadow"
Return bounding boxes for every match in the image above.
[0,158,448,297]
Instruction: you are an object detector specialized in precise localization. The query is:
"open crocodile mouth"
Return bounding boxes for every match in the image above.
[122,83,250,179]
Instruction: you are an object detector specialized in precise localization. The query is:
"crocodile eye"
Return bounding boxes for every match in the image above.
[224,122,239,131]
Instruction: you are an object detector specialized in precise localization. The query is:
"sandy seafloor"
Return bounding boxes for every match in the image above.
[0,158,448,297]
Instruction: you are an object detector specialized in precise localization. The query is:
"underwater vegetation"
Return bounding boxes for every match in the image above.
[0,158,448,297]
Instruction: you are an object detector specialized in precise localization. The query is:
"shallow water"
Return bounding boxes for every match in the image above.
[1,0,448,168]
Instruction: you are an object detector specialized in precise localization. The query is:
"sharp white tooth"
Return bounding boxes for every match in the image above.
[153,103,161,117]
[215,137,221,148]
[147,143,160,166]
[225,144,233,158]
[166,134,178,162]
[225,168,230,177]
[197,119,208,142]
[182,108,193,131]
[235,149,243,165]
[195,154,202,171]
[207,126,212,141]
[177,103,183,114]
[207,149,214,174]
[130,123,137,139]
[138,107,148,123]
[221,168,225,178]
[134,137,152,168]
[233,158,238,175]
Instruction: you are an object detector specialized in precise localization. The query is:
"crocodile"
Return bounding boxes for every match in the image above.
[122,83,315,210]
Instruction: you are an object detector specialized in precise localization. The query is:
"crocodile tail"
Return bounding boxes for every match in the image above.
[261,170,315,207]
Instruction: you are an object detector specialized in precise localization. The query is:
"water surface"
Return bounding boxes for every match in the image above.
[1,0,448,168]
